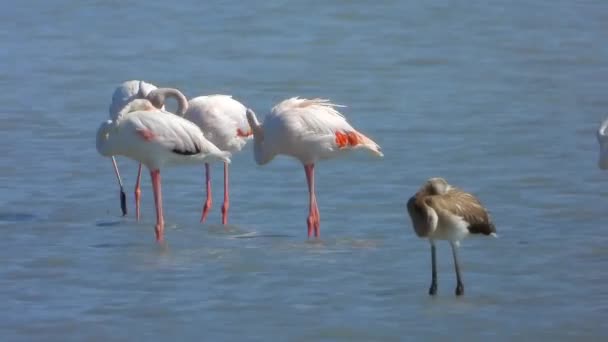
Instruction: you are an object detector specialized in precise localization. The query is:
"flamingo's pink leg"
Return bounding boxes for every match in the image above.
[200,163,212,223]
[304,164,320,238]
[150,169,164,242]
[312,195,320,237]
[134,163,143,221]
[221,162,229,225]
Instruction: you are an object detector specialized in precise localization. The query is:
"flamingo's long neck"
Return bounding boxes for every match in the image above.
[147,88,189,116]
[96,120,118,157]
[420,196,438,235]
[252,134,274,165]
[164,88,189,116]
[599,118,608,137]
[116,99,155,120]
[246,109,274,165]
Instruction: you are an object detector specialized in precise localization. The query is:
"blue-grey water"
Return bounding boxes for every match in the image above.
[1,1,607,340]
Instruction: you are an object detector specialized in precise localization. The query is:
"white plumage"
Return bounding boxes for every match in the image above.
[109,80,158,121]
[185,95,252,152]
[182,94,253,224]
[97,95,230,242]
[107,80,160,217]
[251,97,382,165]
[246,97,383,238]
[98,111,230,169]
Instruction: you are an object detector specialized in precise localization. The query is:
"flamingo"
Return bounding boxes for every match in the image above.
[245,97,383,238]
[406,177,497,296]
[181,95,252,225]
[96,88,231,242]
[596,117,608,169]
[108,80,160,217]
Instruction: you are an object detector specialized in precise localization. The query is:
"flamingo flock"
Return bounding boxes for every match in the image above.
[98,79,502,296]
[97,86,230,241]
[94,80,608,297]
[100,80,384,242]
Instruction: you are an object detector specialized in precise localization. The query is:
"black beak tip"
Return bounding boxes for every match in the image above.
[120,191,127,216]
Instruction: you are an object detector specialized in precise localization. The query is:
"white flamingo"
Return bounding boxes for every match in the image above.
[597,118,608,169]
[108,80,160,217]
[96,88,231,242]
[182,95,252,225]
[245,97,383,238]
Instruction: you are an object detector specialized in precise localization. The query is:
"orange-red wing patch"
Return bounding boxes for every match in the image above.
[346,132,359,146]
[137,129,156,142]
[335,131,361,148]
[335,131,348,148]
[236,128,253,137]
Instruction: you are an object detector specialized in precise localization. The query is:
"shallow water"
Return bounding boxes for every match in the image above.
[1,0,607,340]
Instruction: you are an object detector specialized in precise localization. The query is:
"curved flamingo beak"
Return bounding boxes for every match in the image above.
[120,190,127,216]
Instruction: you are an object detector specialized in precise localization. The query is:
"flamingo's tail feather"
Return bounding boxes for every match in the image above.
[209,151,232,164]
[334,131,383,157]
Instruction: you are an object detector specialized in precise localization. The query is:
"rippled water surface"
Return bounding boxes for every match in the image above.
[1,0,607,340]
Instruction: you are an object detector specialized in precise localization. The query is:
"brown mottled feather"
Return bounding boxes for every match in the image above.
[426,189,495,235]
[406,178,496,238]
[407,195,430,238]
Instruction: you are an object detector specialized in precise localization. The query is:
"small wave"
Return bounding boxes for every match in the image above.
[95,220,123,227]
[0,212,37,223]
[231,232,292,239]
[89,242,139,249]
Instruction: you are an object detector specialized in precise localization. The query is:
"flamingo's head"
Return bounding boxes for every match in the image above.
[424,177,451,195]
[146,88,188,116]
[146,90,166,110]
[137,80,156,97]
[138,81,166,111]
[246,108,263,138]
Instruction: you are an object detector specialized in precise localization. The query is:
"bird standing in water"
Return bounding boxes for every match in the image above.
[406,177,496,296]
[183,95,252,225]
[246,97,383,238]
[96,88,230,242]
[108,80,160,217]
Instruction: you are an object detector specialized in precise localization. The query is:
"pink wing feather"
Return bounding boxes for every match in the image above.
[271,97,383,157]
